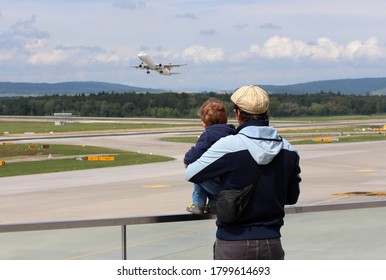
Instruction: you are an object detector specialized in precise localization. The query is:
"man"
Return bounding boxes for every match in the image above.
[184,85,301,260]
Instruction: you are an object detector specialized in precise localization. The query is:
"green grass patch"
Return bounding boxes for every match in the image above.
[160,136,199,143]
[0,143,114,158]
[0,121,197,134]
[161,131,386,145]
[278,125,370,134]
[272,114,386,122]
[291,135,386,145]
[332,134,386,143]
[0,143,173,177]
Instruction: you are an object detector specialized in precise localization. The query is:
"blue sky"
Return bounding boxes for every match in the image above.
[1,0,386,91]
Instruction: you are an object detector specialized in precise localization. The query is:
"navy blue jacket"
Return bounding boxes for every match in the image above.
[185,120,301,241]
[184,124,236,165]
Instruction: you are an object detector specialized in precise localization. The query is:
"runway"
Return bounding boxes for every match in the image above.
[0,132,385,224]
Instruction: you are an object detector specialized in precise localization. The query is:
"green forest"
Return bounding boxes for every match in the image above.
[1,91,386,118]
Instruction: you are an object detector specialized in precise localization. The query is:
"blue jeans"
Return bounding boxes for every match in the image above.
[213,238,285,260]
[192,178,222,207]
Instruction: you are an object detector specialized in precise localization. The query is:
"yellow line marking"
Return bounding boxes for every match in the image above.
[356,169,377,173]
[334,191,386,197]
[143,184,170,189]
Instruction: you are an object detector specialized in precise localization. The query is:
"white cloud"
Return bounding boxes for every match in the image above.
[250,37,310,60]
[342,37,384,60]
[310,37,342,60]
[229,51,251,63]
[0,50,14,61]
[250,36,386,62]
[95,53,120,63]
[24,39,48,51]
[10,15,49,39]
[183,45,225,63]
[0,15,48,52]
[27,48,75,65]
[27,45,120,65]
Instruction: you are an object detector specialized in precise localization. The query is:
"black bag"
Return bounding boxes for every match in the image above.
[216,182,256,224]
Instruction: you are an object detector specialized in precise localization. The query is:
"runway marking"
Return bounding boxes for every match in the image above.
[143,184,170,189]
[310,190,386,205]
[334,191,386,197]
[356,169,377,173]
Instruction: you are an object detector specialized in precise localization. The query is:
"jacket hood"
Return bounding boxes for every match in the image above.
[237,121,284,165]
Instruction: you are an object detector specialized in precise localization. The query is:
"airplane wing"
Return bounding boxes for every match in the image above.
[167,64,187,68]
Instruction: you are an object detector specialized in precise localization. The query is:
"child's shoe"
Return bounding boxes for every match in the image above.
[186,203,205,214]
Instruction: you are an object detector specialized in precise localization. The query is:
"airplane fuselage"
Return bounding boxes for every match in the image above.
[137,52,172,75]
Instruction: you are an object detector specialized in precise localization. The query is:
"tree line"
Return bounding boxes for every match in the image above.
[0,91,385,118]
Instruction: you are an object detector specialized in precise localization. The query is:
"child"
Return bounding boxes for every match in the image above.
[184,99,236,214]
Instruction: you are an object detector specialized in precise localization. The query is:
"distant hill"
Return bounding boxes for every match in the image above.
[1,78,386,96]
[260,77,386,95]
[0,81,164,95]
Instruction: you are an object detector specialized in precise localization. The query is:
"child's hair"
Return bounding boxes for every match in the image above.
[200,99,228,126]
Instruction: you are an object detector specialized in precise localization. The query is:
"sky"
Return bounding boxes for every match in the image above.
[1,0,386,91]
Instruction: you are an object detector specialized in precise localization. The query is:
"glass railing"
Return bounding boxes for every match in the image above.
[1,201,386,260]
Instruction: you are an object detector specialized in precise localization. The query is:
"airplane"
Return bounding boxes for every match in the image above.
[132,52,187,76]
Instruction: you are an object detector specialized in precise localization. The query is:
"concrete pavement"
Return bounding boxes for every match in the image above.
[1,134,385,223]
[1,132,386,259]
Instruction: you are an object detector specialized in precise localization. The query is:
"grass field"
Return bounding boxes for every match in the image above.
[0,143,173,177]
[162,134,386,145]
[0,119,186,177]
[2,114,386,135]
[161,124,386,145]
[0,120,198,135]
[1,116,385,177]
[271,114,386,122]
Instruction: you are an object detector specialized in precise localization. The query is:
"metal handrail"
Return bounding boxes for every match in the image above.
[1,200,386,259]
[0,213,215,233]
[0,213,216,260]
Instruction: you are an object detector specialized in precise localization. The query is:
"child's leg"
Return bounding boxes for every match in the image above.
[186,183,207,214]
[191,183,207,207]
